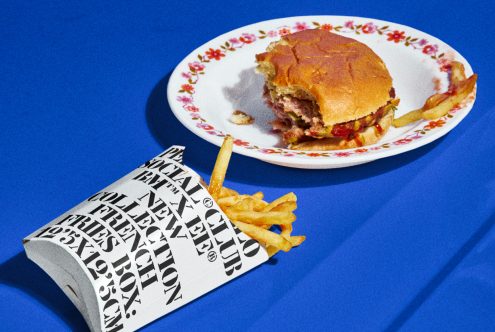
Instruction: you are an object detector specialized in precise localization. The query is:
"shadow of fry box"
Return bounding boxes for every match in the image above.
[23,146,269,332]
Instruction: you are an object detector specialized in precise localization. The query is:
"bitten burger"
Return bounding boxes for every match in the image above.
[256,29,399,150]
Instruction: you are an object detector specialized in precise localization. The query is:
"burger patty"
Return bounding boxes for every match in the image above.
[264,84,398,144]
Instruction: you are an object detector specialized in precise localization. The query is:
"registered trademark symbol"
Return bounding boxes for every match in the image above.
[207,251,217,262]
[203,197,213,208]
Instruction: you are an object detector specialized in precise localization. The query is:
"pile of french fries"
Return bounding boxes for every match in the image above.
[393,61,477,127]
[207,136,305,257]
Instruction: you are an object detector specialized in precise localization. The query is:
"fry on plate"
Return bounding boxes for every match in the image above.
[393,61,477,127]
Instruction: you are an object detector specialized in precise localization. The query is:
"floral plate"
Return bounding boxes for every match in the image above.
[167,16,476,169]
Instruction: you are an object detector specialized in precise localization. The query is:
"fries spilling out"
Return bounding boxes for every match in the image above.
[393,61,477,127]
[207,136,305,257]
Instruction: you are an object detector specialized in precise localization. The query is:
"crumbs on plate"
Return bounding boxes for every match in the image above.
[229,110,254,125]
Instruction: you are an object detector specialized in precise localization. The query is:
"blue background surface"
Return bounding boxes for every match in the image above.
[1,1,494,331]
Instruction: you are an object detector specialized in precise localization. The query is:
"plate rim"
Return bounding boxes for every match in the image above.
[166,15,476,168]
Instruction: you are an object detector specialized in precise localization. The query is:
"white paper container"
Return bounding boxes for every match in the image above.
[23,146,268,331]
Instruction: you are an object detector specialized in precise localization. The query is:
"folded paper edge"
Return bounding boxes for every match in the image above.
[23,239,101,332]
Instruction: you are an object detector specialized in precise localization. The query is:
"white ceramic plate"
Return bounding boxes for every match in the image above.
[167,16,476,169]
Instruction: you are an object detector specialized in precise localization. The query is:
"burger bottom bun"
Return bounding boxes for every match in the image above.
[290,110,394,151]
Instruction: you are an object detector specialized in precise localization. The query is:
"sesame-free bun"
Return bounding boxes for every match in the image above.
[256,29,393,126]
[290,109,394,150]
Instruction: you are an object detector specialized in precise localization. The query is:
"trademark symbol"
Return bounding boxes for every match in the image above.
[207,251,217,262]
[203,197,213,208]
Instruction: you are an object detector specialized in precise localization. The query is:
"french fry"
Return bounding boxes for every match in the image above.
[280,224,292,239]
[219,186,238,198]
[225,210,296,225]
[289,236,306,246]
[251,198,269,211]
[208,136,233,199]
[393,109,422,127]
[423,93,449,109]
[393,63,477,127]
[450,61,466,86]
[267,224,294,257]
[216,194,250,207]
[266,246,279,257]
[393,93,449,127]
[229,198,255,212]
[232,220,292,252]
[252,192,264,200]
[209,136,305,257]
[262,192,297,212]
[422,74,477,119]
[271,201,297,212]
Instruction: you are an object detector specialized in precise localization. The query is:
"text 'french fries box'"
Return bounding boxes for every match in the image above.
[23,146,269,332]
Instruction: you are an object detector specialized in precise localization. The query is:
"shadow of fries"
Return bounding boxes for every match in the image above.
[0,252,88,331]
[146,73,446,189]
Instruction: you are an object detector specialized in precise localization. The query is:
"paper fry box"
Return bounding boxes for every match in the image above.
[23,146,269,332]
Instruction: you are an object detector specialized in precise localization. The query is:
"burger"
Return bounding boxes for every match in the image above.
[256,29,399,150]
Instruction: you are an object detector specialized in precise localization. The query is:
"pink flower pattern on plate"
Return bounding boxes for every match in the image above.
[185,105,199,112]
[418,39,428,46]
[422,44,438,55]
[197,123,214,131]
[188,61,205,72]
[394,138,413,145]
[177,95,193,104]
[239,33,256,44]
[335,152,352,157]
[260,148,277,154]
[294,22,309,31]
[437,57,452,72]
[362,22,377,34]
[267,30,278,37]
